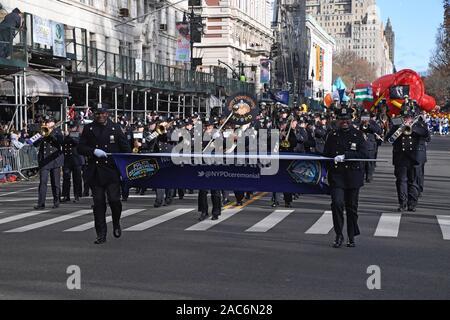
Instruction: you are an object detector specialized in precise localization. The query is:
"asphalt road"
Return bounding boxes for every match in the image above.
[0,137,449,300]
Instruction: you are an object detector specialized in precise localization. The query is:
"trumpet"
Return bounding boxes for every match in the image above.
[280,116,294,149]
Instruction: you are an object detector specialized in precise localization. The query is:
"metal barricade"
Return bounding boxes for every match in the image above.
[0,145,39,180]
[0,147,20,176]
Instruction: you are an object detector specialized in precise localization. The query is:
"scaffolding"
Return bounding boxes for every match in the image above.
[0,12,256,131]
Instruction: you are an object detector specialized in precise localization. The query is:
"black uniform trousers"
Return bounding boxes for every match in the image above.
[364,161,376,180]
[92,183,122,239]
[395,165,421,207]
[82,165,91,196]
[38,167,61,207]
[198,190,221,217]
[62,165,82,199]
[331,188,361,240]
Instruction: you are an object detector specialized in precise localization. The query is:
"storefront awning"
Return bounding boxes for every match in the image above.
[0,68,69,97]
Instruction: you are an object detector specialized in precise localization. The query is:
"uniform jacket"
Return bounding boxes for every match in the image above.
[360,120,383,156]
[314,125,328,155]
[385,121,430,166]
[34,128,64,170]
[323,126,369,189]
[77,119,131,186]
[62,133,85,167]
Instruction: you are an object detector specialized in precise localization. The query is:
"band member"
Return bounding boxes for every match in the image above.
[78,106,131,244]
[278,116,299,208]
[34,116,64,210]
[198,118,222,221]
[359,110,383,183]
[385,106,430,212]
[323,106,369,248]
[61,121,84,203]
[314,115,328,155]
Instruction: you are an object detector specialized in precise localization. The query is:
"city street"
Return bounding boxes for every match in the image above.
[0,138,449,300]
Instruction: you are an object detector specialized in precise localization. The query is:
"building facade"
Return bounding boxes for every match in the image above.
[305,0,394,78]
[306,14,335,99]
[194,0,274,91]
[1,0,188,66]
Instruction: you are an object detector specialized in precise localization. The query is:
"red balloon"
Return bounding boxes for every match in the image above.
[324,93,333,108]
[370,69,436,115]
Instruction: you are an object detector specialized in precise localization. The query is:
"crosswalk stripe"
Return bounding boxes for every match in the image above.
[63,209,145,232]
[125,209,194,231]
[4,210,92,233]
[374,213,402,237]
[0,187,38,197]
[437,216,450,240]
[185,209,242,231]
[305,211,333,234]
[0,210,49,226]
[246,210,294,233]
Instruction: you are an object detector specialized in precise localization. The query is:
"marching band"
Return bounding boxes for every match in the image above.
[27,95,430,247]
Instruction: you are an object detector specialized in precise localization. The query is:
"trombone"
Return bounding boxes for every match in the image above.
[280,115,294,149]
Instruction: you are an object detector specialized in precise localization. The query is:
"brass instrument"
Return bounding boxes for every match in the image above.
[145,121,173,143]
[280,116,294,149]
[388,115,424,144]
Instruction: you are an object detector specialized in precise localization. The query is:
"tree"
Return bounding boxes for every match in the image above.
[425,0,450,109]
[332,50,377,87]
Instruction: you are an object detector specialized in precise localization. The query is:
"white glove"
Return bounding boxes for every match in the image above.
[212,132,222,140]
[334,154,345,164]
[94,149,108,158]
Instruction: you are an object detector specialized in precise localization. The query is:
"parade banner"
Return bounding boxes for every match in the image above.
[52,22,66,58]
[315,44,324,82]
[260,59,271,84]
[112,153,331,194]
[33,15,52,47]
[175,22,191,63]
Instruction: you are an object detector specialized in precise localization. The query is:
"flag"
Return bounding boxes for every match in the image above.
[271,90,290,105]
[354,86,374,102]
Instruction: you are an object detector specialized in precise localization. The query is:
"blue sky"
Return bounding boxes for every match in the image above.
[377,0,444,73]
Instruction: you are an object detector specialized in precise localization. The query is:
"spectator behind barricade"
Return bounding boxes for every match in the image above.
[10,131,24,150]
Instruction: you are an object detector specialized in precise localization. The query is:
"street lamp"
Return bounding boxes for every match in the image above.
[311,69,315,109]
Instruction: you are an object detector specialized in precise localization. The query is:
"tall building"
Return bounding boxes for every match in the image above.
[305,0,394,78]
[194,0,274,91]
[384,18,395,63]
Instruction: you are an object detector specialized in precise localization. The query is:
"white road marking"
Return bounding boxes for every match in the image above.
[5,210,92,233]
[185,209,242,231]
[0,187,38,197]
[246,210,294,233]
[437,216,450,240]
[64,209,145,232]
[125,209,194,231]
[374,213,402,237]
[305,211,334,234]
[0,211,48,225]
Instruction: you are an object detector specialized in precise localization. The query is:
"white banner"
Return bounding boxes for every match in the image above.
[52,22,66,58]
[33,15,52,47]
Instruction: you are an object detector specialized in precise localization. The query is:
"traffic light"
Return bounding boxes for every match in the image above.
[190,15,203,43]
[192,58,203,69]
[188,0,202,6]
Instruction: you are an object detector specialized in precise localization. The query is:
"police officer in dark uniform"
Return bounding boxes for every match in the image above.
[385,107,430,212]
[77,106,131,244]
[198,118,222,221]
[359,110,383,183]
[61,121,84,203]
[34,115,64,209]
[154,115,175,207]
[323,106,369,248]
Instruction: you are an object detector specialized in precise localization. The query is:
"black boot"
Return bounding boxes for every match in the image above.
[199,212,209,221]
[397,204,407,212]
[333,235,344,248]
[346,238,356,248]
[94,237,106,245]
[60,197,70,203]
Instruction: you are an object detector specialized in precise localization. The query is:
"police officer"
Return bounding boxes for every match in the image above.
[360,110,383,183]
[323,106,369,248]
[61,121,84,203]
[198,118,222,221]
[77,106,131,244]
[34,115,64,209]
[385,107,430,212]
